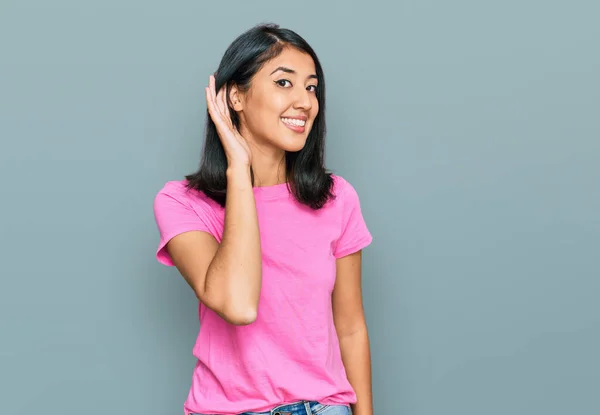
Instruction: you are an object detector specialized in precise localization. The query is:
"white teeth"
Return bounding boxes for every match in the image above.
[281,117,306,127]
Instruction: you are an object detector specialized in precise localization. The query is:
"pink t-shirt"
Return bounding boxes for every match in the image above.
[153,174,372,415]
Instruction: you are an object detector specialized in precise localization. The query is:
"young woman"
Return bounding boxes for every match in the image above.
[153,23,373,415]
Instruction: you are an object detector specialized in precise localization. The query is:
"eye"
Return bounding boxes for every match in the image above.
[307,85,318,93]
[275,79,292,88]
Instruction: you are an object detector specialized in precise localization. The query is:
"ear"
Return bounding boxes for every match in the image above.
[228,84,244,112]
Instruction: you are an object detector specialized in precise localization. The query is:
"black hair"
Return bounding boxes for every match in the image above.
[184,23,334,210]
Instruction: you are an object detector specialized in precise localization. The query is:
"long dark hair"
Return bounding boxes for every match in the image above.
[184,23,334,210]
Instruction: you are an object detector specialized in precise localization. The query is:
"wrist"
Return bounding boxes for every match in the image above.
[226,165,253,187]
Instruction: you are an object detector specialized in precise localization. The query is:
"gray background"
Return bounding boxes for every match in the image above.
[1,1,598,414]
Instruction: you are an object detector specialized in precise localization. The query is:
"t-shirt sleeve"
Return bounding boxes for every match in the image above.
[153,182,215,266]
[333,178,373,258]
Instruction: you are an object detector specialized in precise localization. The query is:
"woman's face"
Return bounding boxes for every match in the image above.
[233,47,320,153]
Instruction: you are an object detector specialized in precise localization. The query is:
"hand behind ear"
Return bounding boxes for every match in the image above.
[206,75,252,167]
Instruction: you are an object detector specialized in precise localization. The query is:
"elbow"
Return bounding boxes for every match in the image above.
[197,274,259,326]
[222,305,257,326]
[194,293,257,326]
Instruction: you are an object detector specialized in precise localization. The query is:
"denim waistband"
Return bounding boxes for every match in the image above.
[192,400,350,415]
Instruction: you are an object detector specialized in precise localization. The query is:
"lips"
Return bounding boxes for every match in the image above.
[281,117,306,133]
[281,115,307,121]
[281,117,306,127]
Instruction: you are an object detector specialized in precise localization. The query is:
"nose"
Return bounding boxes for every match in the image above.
[292,86,313,111]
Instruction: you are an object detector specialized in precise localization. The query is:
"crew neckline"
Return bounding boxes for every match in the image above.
[181,179,291,201]
[252,182,291,200]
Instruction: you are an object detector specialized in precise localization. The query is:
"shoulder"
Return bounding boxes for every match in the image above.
[331,174,361,202]
[154,180,217,213]
[155,180,187,198]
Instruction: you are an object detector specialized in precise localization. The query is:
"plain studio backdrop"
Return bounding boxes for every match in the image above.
[1,1,598,414]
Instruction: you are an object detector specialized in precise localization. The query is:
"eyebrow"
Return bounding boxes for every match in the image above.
[270,66,318,80]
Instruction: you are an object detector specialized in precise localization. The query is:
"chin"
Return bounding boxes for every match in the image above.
[279,135,309,152]
[275,123,312,152]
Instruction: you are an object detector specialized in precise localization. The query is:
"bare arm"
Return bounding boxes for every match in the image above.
[333,250,373,415]
[205,166,262,323]
[166,166,262,326]
[165,75,262,325]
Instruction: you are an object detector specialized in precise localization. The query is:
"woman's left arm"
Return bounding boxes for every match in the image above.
[333,250,373,415]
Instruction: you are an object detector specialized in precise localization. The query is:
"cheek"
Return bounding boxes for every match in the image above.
[245,94,280,127]
[311,99,320,118]
[252,97,287,124]
[270,95,290,116]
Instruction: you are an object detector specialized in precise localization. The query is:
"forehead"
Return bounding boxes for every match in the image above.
[261,47,316,76]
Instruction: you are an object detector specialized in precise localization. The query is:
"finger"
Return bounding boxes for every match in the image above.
[215,86,226,116]
[219,86,231,123]
[208,77,225,122]
[209,75,215,97]
[205,86,217,119]
[209,75,219,110]
[206,85,223,125]
[222,86,233,121]
[213,78,229,122]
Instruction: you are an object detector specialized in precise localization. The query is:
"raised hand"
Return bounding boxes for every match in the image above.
[205,75,252,168]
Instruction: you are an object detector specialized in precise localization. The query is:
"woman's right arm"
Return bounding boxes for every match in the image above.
[165,165,261,326]
[164,75,261,326]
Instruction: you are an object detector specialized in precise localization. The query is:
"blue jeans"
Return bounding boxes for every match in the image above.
[192,400,351,415]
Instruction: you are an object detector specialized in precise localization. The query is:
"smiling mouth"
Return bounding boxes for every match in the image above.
[280,117,306,127]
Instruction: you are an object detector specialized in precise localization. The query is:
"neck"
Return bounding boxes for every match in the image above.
[237,118,288,187]
[245,137,286,188]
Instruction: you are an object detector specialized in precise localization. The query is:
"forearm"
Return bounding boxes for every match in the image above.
[204,165,262,324]
[339,327,373,415]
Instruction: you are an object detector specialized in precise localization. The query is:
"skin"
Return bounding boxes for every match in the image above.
[334,251,374,415]
[228,46,320,185]
[168,46,373,415]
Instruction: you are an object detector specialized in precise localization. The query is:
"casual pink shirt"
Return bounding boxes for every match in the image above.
[153,175,372,415]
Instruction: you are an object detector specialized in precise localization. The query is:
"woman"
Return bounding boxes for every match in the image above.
[153,23,373,415]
